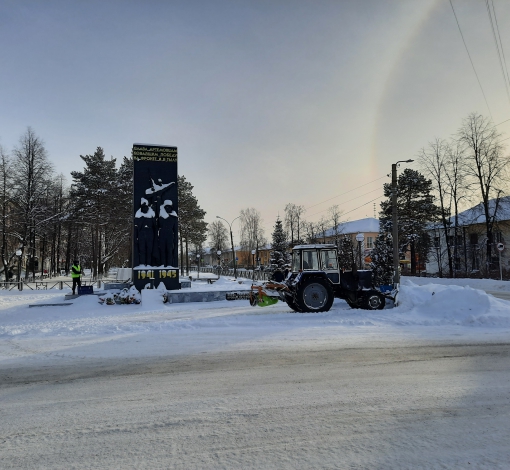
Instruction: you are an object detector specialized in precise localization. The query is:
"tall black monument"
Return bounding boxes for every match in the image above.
[132,144,179,290]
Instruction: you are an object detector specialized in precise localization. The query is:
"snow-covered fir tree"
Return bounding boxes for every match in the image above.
[370,223,394,286]
[338,236,355,271]
[269,217,289,272]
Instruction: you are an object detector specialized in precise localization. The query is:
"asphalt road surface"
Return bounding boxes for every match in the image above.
[1,342,510,469]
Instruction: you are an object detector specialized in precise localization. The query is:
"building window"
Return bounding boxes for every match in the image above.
[470,233,478,245]
[366,236,373,249]
[434,237,440,248]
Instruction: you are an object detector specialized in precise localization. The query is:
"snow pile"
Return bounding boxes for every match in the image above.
[397,281,510,326]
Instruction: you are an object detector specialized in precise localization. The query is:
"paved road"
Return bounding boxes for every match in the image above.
[1,342,509,469]
[487,290,510,301]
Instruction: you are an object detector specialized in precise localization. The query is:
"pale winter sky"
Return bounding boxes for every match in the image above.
[2,0,510,240]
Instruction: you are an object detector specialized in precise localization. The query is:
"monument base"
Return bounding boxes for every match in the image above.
[133,267,180,291]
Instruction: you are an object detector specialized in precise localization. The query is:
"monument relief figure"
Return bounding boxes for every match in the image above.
[158,199,178,267]
[135,197,156,266]
[146,178,175,196]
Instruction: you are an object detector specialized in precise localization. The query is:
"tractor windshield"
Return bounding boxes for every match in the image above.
[321,250,338,270]
[302,250,319,270]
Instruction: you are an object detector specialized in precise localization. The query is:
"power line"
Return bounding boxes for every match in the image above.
[449,0,493,120]
[307,187,384,218]
[485,0,510,105]
[490,0,510,98]
[341,195,384,218]
[494,118,510,127]
[305,175,387,210]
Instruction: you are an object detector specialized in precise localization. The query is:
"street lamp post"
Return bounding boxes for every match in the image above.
[217,250,221,279]
[196,253,200,279]
[251,249,256,280]
[16,249,22,283]
[216,215,240,279]
[356,233,364,269]
[392,159,414,285]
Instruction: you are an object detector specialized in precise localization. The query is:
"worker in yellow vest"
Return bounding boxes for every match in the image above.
[71,259,83,295]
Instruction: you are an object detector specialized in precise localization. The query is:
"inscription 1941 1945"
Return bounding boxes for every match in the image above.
[132,144,179,291]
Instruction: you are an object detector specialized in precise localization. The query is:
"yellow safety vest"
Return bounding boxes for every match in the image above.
[71,264,81,279]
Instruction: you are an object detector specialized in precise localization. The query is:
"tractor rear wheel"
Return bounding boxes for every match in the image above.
[296,277,334,313]
[362,291,385,310]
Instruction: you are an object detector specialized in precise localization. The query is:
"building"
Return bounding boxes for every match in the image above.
[426,196,510,276]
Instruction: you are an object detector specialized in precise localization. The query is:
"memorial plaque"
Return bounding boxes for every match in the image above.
[132,144,179,291]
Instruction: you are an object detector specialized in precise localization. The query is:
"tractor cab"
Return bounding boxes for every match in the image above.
[291,244,340,284]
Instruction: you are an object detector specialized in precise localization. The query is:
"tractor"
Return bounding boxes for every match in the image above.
[245,244,395,312]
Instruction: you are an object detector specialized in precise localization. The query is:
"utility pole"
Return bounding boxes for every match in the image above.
[392,160,413,286]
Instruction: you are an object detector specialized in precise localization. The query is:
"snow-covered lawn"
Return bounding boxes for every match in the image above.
[1,276,510,366]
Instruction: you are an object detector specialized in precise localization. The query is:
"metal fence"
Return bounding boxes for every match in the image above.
[195,267,271,282]
[0,279,109,291]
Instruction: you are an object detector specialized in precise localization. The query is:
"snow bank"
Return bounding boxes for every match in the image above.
[396,282,510,326]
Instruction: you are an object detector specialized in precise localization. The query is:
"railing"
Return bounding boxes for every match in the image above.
[0,279,109,291]
[0,281,23,291]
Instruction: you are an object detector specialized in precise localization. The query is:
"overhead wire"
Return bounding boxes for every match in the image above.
[305,175,387,210]
[307,186,385,219]
[340,196,385,218]
[485,0,510,105]
[449,0,493,120]
[490,0,510,98]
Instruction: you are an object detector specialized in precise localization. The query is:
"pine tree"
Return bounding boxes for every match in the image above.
[380,168,439,275]
[178,175,207,275]
[370,223,394,286]
[269,217,289,272]
[70,147,117,277]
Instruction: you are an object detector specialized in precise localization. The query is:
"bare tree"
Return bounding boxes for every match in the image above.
[0,145,14,279]
[208,220,228,252]
[12,127,54,279]
[328,204,343,246]
[284,203,305,245]
[457,113,510,273]
[302,220,319,244]
[419,138,454,277]
[316,216,329,243]
[445,140,468,275]
[239,208,265,263]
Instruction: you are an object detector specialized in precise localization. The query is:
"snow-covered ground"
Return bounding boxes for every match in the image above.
[2,276,510,469]
[1,276,510,366]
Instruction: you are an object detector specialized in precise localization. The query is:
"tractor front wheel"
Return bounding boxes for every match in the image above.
[362,291,386,310]
[296,278,334,313]
[285,295,302,312]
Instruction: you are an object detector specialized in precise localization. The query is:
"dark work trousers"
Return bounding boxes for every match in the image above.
[137,227,154,265]
[72,277,81,295]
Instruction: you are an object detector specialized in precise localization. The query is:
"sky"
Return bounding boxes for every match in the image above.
[2,0,510,241]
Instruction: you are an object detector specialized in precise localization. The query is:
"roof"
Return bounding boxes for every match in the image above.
[323,217,379,237]
[429,196,510,228]
[293,244,337,250]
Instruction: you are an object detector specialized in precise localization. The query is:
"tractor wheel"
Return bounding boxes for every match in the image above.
[362,291,386,310]
[285,295,302,312]
[296,277,334,313]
